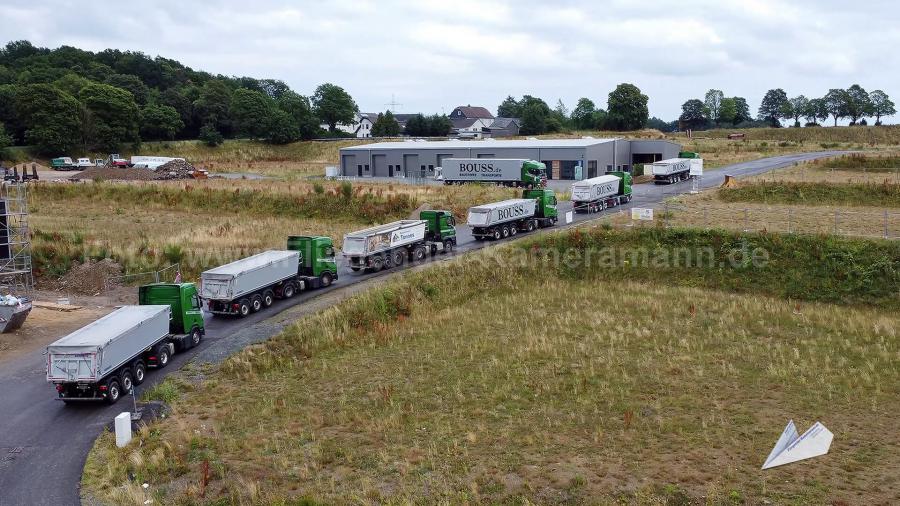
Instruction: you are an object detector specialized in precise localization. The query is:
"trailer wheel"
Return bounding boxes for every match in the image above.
[282,283,295,298]
[372,256,384,271]
[132,361,146,385]
[157,345,171,368]
[501,226,510,238]
[262,290,275,308]
[492,228,502,240]
[105,379,121,404]
[190,327,203,347]
[238,299,251,317]
[392,250,406,266]
[509,225,518,236]
[250,294,263,312]
[120,369,134,394]
[412,246,427,262]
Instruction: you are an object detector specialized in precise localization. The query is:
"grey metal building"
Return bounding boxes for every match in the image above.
[339,138,681,180]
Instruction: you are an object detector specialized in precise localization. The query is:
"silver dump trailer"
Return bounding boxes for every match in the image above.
[438,158,545,187]
[47,305,171,403]
[650,158,692,184]
[342,220,432,271]
[201,250,301,317]
[571,175,621,212]
[468,198,553,240]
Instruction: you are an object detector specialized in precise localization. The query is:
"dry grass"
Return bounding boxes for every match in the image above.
[82,233,900,505]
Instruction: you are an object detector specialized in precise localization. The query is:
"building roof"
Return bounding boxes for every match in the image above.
[451,106,494,119]
[489,117,520,129]
[450,118,482,129]
[341,138,618,151]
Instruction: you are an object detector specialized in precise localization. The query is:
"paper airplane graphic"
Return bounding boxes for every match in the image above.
[762,420,833,469]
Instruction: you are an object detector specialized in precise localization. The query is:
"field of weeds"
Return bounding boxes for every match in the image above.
[29,179,518,280]
[82,227,900,505]
[718,181,900,208]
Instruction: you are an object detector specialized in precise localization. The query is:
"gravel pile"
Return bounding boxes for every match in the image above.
[56,258,123,295]
[153,159,202,180]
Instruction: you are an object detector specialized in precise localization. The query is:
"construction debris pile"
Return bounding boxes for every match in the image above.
[55,258,122,295]
[153,159,207,180]
[71,160,207,181]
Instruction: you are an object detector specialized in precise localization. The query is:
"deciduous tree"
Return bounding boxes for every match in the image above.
[15,83,81,154]
[823,88,850,126]
[679,99,708,130]
[140,103,183,141]
[571,98,596,130]
[844,84,872,125]
[704,89,724,126]
[869,90,895,125]
[230,88,273,139]
[607,83,648,131]
[78,82,141,151]
[311,83,358,132]
[371,110,401,137]
[757,88,789,127]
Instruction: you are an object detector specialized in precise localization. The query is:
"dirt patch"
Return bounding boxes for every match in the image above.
[71,166,157,181]
[55,259,123,296]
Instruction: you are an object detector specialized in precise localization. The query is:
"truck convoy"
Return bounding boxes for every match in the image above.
[342,210,456,272]
[46,283,204,404]
[437,158,547,188]
[201,236,338,317]
[468,188,558,240]
[571,172,633,213]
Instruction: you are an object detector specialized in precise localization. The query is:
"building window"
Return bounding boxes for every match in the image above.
[606,165,613,172]
[365,164,370,172]
[428,164,434,172]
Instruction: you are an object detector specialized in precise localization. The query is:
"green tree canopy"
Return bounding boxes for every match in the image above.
[230,88,273,139]
[823,88,850,126]
[15,83,81,154]
[519,96,551,135]
[140,103,184,141]
[497,95,520,117]
[786,95,809,127]
[679,99,708,130]
[571,98,596,130]
[312,83,358,132]
[276,91,319,140]
[844,84,872,125]
[371,110,401,137]
[719,97,737,126]
[79,82,140,151]
[606,83,648,131]
[757,88,789,127]
[105,73,149,105]
[265,109,301,144]
[732,97,752,124]
[193,80,232,133]
[869,90,896,125]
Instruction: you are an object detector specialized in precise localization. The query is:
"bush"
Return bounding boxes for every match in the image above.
[340,181,353,199]
[312,182,325,194]
[198,124,224,147]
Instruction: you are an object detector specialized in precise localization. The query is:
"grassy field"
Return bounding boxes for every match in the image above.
[29,179,519,280]
[82,227,900,505]
[717,181,900,208]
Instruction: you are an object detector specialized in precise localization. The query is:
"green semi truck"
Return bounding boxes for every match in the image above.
[47,283,204,403]
[201,236,338,317]
[468,188,558,240]
[342,210,456,272]
[571,171,633,213]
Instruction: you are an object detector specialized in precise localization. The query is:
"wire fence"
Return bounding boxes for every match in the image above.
[612,203,900,240]
[105,263,181,290]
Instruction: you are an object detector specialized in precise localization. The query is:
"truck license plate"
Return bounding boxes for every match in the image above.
[77,384,90,390]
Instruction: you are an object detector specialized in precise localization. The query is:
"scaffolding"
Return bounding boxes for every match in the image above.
[0,183,33,295]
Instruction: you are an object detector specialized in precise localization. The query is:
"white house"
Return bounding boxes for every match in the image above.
[320,113,375,138]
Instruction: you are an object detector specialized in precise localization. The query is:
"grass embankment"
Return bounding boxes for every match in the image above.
[83,227,900,504]
[29,179,518,280]
[718,181,900,207]
[674,125,900,145]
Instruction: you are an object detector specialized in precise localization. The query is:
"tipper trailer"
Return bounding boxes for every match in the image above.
[650,158,693,184]
[468,188,558,240]
[47,283,204,404]
[571,172,633,213]
[437,158,547,188]
[343,210,456,272]
[201,238,338,317]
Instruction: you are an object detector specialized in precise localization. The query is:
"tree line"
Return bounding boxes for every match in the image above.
[680,86,896,131]
[0,40,364,155]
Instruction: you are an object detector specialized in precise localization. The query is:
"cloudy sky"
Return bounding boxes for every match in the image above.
[2,0,897,120]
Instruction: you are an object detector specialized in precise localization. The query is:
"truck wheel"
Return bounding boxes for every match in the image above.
[412,246,427,262]
[238,299,251,317]
[282,283,295,298]
[372,256,384,271]
[132,361,146,385]
[509,226,518,236]
[190,327,202,347]
[492,228,502,240]
[157,345,171,368]
[120,369,134,394]
[501,226,510,238]
[262,290,275,307]
[250,294,263,312]
[443,239,454,253]
[106,379,121,404]
[526,221,536,232]
[320,271,334,286]
[392,251,405,266]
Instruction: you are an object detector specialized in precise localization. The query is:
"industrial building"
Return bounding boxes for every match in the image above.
[338,138,682,180]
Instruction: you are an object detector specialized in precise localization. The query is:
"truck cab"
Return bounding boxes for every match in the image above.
[522,188,559,222]
[521,160,547,188]
[287,235,339,286]
[420,210,457,252]
[138,283,205,349]
[606,170,633,199]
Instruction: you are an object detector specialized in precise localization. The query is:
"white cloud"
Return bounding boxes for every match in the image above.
[1,0,899,120]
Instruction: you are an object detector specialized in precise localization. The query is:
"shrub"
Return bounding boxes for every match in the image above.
[198,124,224,147]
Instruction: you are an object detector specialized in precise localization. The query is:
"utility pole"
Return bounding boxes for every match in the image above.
[384,94,403,113]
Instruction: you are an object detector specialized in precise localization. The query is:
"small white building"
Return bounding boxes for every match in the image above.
[321,113,375,138]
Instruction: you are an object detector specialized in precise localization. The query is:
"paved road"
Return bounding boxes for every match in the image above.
[0,151,846,505]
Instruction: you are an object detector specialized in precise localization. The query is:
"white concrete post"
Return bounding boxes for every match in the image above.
[115,412,132,448]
